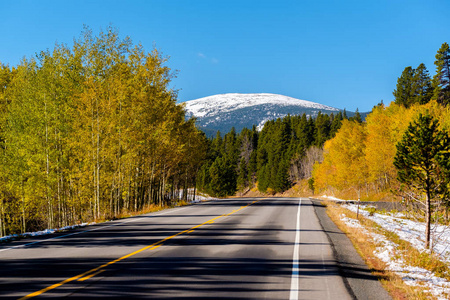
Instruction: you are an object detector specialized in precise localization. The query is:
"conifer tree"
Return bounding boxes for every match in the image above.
[237,157,248,191]
[314,112,331,146]
[393,66,415,107]
[330,112,344,138]
[394,114,450,249]
[349,108,362,123]
[433,42,450,106]
[412,63,433,105]
[209,156,237,197]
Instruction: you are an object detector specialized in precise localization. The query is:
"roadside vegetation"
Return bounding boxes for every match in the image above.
[325,201,450,299]
[0,26,208,236]
[312,43,450,249]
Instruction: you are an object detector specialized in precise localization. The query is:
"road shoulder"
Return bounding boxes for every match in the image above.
[310,199,392,300]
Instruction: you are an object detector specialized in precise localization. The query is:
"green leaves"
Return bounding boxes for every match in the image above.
[0,26,207,235]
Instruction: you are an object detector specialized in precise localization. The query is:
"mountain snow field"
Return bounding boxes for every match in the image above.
[184,93,339,118]
[182,93,342,134]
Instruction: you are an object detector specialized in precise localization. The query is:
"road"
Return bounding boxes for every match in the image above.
[0,198,389,299]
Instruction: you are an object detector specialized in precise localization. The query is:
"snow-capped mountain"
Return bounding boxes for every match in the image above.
[182,93,343,135]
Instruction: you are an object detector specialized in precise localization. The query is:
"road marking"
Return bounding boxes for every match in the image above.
[18,199,259,299]
[289,198,302,300]
[78,269,105,282]
[0,205,193,253]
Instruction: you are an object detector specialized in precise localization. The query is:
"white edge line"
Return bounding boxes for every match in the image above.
[290,198,302,300]
[0,205,193,253]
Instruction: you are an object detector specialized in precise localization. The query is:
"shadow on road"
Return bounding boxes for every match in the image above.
[0,198,386,299]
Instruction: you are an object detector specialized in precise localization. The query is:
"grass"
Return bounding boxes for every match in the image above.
[357,205,450,280]
[324,201,441,300]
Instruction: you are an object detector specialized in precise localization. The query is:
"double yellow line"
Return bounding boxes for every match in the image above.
[19,200,259,299]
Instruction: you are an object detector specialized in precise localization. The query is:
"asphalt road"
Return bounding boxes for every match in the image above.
[0,198,390,299]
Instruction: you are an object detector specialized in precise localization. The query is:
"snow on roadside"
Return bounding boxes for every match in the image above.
[1,194,216,243]
[338,205,450,300]
[191,194,217,202]
[175,189,217,203]
[0,223,91,243]
[343,203,450,264]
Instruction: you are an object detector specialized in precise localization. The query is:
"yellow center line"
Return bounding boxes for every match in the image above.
[78,269,105,282]
[19,199,261,299]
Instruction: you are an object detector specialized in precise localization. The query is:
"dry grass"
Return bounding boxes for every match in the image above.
[325,201,438,300]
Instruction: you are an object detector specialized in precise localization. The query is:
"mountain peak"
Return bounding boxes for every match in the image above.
[184,93,339,118]
[182,93,341,135]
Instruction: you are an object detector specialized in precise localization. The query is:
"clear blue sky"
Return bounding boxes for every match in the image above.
[1,0,449,112]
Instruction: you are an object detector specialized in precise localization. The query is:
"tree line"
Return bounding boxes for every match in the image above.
[312,42,449,198]
[0,27,207,236]
[196,111,362,197]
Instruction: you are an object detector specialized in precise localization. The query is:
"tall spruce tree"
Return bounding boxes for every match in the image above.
[393,66,415,107]
[394,114,450,249]
[349,108,362,123]
[433,42,450,106]
[412,63,433,105]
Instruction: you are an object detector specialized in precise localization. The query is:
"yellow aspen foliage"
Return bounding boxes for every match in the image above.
[312,150,336,192]
[0,27,208,235]
[410,100,450,132]
[313,120,367,197]
[364,103,412,188]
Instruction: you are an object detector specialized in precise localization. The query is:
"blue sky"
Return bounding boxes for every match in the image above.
[1,0,449,112]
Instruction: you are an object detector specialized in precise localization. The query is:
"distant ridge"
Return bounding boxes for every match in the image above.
[182,93,355,135]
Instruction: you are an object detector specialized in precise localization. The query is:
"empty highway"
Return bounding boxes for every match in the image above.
[0,198,390,299]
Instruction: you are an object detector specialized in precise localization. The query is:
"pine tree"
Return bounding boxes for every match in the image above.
[209,156,237,197]
[314,112,331,146]
[329,112,343,138]
[236,157,248,192]
[393,66,415,107]
[394,114,450,249]
[349,108,362,123]
[433,42,450,106]
[412,63,433,105]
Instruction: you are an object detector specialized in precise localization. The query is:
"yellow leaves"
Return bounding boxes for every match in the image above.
[365,105,398,184]
[0,27,208,234]
[314,100,450,197]
[314,120,367,193]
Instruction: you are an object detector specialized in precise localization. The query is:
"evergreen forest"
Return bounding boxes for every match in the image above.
[196,111,361,197]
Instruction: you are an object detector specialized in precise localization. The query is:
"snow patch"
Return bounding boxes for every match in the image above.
[183,93,339,118]
[338,203,450,300]
[0,223,92,243]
